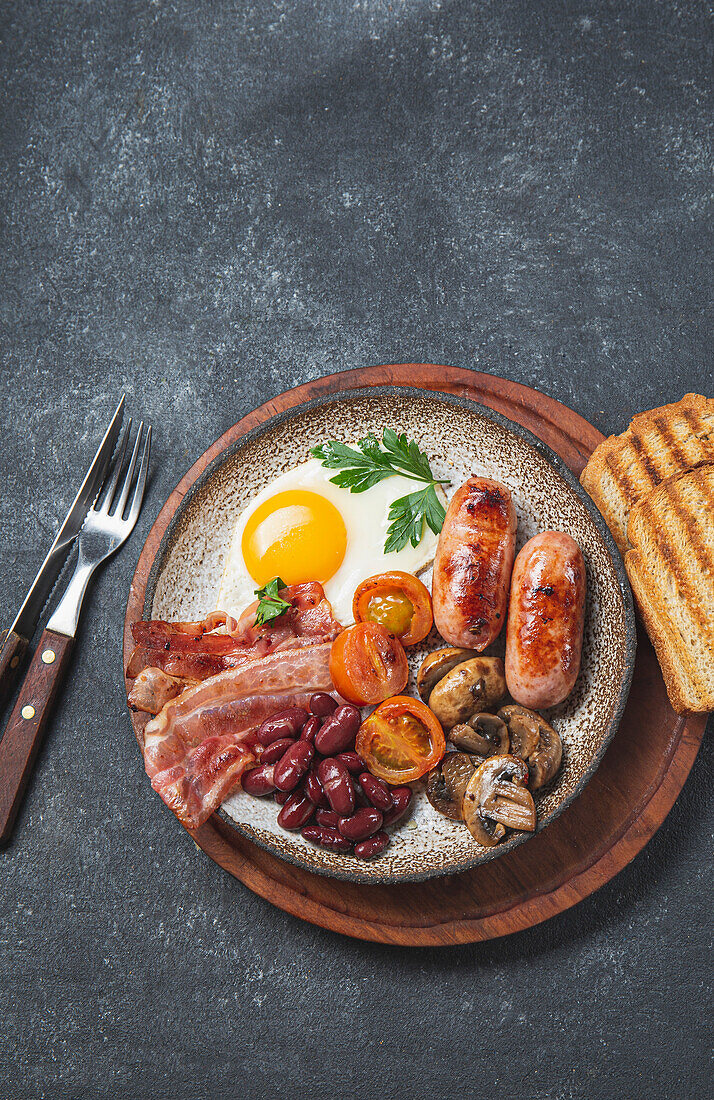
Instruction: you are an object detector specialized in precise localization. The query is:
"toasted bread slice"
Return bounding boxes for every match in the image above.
[625,463,714,715]
[580,394,714,555]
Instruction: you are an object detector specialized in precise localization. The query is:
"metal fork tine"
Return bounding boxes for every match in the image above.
[114,421,144,518]
[45,409,151,643]
[100,418,132,513]
[126,424,151,527]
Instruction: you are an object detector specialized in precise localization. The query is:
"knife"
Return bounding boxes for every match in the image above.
[0,396,125,711]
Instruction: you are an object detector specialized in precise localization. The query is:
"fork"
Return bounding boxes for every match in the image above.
[0,418,151,844]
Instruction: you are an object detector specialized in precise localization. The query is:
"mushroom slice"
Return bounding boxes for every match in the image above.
[449,713,509,757]
[416,648,478,702]
[462,754,536,846]
[426,752,478,820]
[427,657,506,729]
[498,705,539,758]
[497,705,563,790]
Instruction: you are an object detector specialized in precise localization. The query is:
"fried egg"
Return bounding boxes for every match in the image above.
[217,458,441,625]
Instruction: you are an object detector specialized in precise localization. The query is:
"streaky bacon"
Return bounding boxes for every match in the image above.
[143,643,336,828]
[144,644,335,772]
[153,737,256,830]
[144,689,318,777]
[126,582,341,692]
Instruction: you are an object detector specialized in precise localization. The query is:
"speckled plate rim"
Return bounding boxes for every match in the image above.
[134,386,636,885]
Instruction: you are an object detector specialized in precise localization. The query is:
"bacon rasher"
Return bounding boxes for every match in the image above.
[143,643,336,828]
[152,736,256,831]
[126,582,341,711]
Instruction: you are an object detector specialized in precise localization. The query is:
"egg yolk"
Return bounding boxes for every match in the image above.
[242,490,347,587]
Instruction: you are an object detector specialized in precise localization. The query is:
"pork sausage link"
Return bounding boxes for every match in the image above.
[432,477,517,650]
[505,531,586,709]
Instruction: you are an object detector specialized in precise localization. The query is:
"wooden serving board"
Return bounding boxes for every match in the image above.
[124,365,707,945]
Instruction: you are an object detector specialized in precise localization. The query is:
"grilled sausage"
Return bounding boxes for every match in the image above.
[505,531,586,708]
[432,477,517,650]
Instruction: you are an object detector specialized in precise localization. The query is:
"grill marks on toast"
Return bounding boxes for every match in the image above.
[581,394,714,555]
[595,458,626,552]
[649,416,691,478]
[629,432,660,488]
[625,464,714,714]
[677,400,714,440]
[632,471,714,615]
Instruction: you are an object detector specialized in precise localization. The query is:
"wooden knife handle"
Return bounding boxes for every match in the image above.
[0,629,74,846]
[0,629,30,713]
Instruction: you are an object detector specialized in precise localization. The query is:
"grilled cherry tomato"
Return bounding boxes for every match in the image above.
[329,622,408,706]
[356,696,445,784]
[352,571,433,646]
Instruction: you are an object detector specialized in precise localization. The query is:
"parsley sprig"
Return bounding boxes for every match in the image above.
[311,429,449,552]
[254,577,292,626]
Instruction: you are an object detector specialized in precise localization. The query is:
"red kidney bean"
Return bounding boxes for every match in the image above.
[300,716,321,743]
[309,692,338,717]
[256,707,309,746]
[314,705,361,755]
[274,789,290,805]
[338,807,383,841]
[382,786,413,826]
[315,808,340,828]
[273,741,314,792]
[301,825,352,852]
[336,751,367,775]
[358,772,394,812]
[242,764,277,796]
[260,737,296,765]
[304,767,329,808]
[317,758,354,816]
[353,782,371,808]
[277,791,315,830]
[354,830,390,859]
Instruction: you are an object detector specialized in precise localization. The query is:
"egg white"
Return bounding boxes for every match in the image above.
[217,457,441,626]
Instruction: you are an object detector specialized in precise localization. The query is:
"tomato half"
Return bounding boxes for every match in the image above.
[356,696,445,784]
[352,571,433,646]
[329,622,409,706]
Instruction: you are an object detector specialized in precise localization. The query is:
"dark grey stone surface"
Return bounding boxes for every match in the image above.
[1,1,712,1097]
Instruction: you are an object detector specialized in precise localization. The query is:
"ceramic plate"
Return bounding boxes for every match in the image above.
[139,387,635,884]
